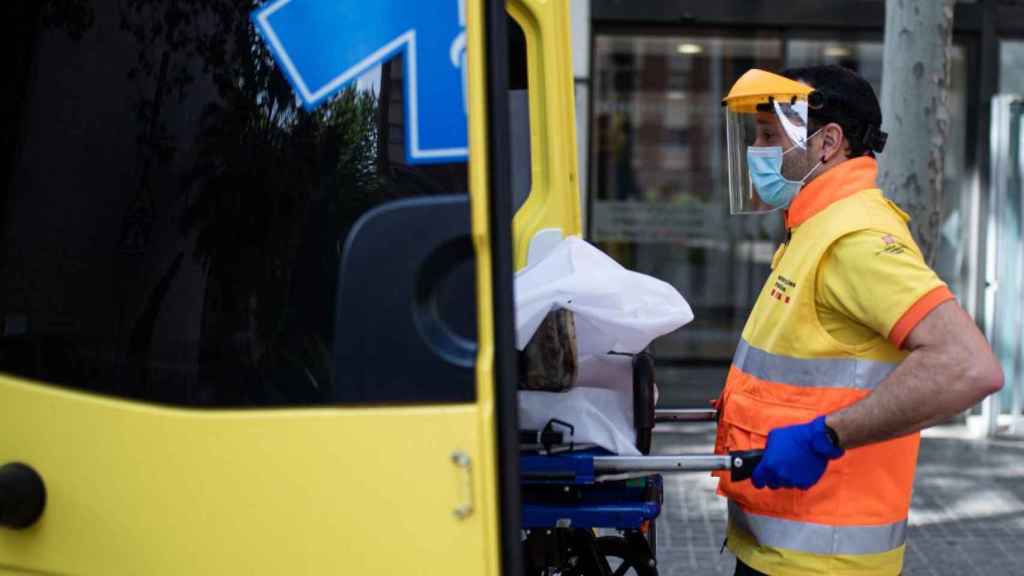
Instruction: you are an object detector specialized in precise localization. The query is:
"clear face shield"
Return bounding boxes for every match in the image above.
[724,99,814,215]
[721,69,818,215]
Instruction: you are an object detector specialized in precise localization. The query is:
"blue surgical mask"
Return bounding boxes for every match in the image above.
[746,131,824,209]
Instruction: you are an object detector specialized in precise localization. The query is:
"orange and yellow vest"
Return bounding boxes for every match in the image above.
[715,166,928,575]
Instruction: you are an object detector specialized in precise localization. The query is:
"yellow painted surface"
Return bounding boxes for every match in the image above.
[0,0,586,572]
[509,0,582,269]
[466,0,502,573]
[722,68,814,113]
[0,1,507,575]
[0,377,486,575]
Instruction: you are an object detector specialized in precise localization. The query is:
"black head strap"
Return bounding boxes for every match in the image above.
[861,124,888,153]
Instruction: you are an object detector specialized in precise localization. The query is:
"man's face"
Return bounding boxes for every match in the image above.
[754,111,818,182]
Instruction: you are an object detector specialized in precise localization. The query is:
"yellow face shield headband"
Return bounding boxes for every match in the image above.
[721,69,818,215]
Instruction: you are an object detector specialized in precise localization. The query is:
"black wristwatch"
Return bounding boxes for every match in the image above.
[824,423,842,449]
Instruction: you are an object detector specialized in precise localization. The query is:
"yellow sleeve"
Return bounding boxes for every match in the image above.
[816,230,954,348]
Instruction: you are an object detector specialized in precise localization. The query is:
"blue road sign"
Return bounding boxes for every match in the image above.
[252,0,468,164]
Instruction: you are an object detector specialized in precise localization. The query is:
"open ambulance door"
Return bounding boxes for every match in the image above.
[0,0,586,573]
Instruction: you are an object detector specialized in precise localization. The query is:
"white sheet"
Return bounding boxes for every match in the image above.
[519,354,640,455]
[514,237,694,355]
[515,237,694,456]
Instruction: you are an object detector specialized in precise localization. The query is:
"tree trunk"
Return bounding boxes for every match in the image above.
[878,0,955,265]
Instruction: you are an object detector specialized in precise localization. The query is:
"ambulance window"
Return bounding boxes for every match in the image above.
[0,2,525,407]
[508,17,532,213]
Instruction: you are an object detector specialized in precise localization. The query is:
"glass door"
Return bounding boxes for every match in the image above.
[588,34,784,406]
[982,94,1024,436]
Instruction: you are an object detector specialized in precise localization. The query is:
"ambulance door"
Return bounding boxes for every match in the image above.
[0,0,520,574]
[509,0,584,261]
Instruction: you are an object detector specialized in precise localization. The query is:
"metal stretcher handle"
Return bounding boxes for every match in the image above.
[592,450,764,482]
[654,409,718,423]
[726,450,764,482]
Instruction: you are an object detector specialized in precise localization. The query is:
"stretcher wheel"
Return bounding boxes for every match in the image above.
[523,528,657,576]
[632,352,656,455]
[590,534,657,576]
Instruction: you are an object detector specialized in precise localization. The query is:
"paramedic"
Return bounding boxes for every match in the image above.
[714,65,1003,576]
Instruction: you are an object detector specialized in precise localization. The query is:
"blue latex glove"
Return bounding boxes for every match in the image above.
[751,416,845,490]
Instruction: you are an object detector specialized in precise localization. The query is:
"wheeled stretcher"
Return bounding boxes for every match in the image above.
[518,353,763,576]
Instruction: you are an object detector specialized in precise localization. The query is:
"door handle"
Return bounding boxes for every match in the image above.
[450,451,474,520]
[0,463,46,529]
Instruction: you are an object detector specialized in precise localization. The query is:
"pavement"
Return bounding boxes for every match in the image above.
[650,422,1024,575]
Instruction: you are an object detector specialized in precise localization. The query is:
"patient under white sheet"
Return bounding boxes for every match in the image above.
[515,236,691,456]
[519,354,646,456]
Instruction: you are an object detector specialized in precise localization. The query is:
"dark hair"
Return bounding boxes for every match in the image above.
[779,64,887,158]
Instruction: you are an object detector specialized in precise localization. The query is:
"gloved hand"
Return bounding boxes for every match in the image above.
[751,416,844,490]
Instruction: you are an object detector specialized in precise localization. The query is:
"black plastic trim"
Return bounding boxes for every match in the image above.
[484,1,523,574]
[590,1,1006,34]
[0,462,46,529]
[973,0,1001,337]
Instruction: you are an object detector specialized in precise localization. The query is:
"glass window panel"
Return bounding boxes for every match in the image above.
[785,39,884,94]
[988,97,1024,415]
[988,38,1024,416]
[0,3,530,407]
[590,34,784,406]
[1002,41,1024,95]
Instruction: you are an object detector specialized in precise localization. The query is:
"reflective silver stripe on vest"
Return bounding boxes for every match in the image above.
[729,501,907,555]
[733,339,897,390]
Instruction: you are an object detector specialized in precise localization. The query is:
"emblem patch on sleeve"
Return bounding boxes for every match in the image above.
[876,234,907,256]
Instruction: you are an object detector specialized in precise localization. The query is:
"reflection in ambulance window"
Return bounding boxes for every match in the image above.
[0,2,530,407]
[508,16,532,213]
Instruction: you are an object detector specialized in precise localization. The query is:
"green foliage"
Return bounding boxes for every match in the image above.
[117,0,384,399]
[40,0,95,41]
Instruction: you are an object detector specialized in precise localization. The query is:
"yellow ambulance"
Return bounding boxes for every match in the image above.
[0,0,582,573]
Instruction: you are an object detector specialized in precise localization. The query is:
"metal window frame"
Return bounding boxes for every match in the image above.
[981,95,1024,436]
[592,1,1024,35]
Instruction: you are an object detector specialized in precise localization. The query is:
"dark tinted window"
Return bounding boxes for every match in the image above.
[0,1,530,407]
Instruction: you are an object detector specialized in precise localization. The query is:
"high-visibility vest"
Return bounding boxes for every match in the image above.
[715,188,923,576]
